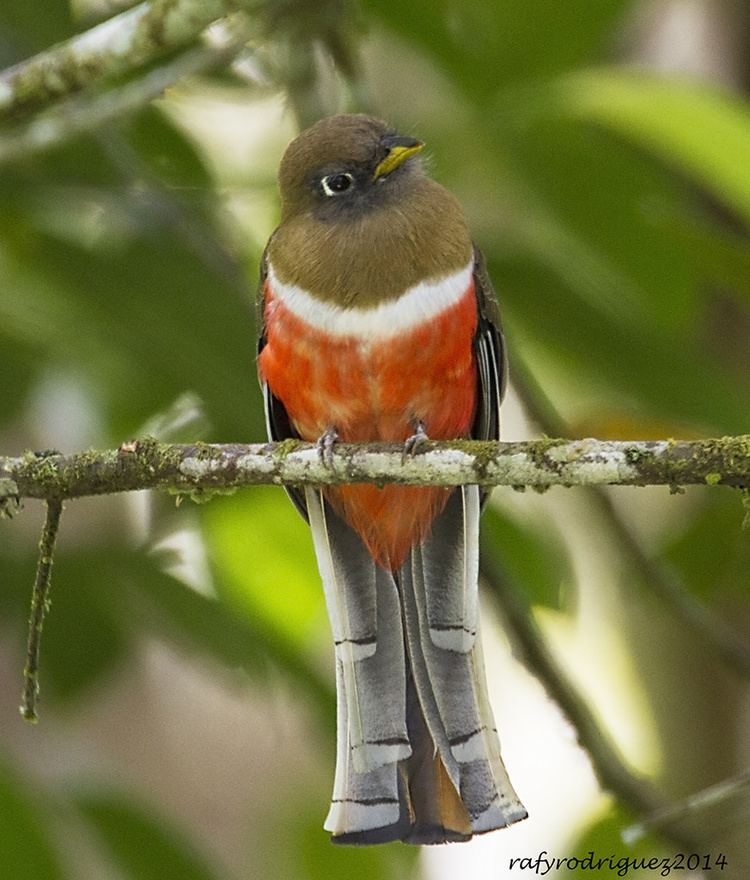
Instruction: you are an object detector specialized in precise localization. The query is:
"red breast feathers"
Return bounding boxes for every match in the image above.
[258,115,478,569]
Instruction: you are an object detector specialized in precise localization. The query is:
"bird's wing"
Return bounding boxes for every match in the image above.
[471,243,507,445]
[418,244,505,657]
[256,245,308,519]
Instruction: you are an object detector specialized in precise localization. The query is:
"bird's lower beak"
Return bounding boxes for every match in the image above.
[373,135,424,180]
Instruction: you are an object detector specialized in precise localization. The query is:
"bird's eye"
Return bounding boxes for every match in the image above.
[321,173,354,196]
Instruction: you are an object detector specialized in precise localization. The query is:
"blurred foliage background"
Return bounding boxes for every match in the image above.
[1,0,750,878]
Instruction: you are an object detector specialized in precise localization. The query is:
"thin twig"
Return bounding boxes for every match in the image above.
[20,499,64,722]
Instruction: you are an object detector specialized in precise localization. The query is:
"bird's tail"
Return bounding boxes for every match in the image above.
[305,486,527,845]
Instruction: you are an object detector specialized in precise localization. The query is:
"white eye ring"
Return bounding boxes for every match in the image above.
[321,172,354,196]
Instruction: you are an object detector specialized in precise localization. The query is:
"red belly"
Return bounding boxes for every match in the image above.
[259,280,478,569]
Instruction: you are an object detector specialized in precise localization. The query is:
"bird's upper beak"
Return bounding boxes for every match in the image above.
[373,134,424,180]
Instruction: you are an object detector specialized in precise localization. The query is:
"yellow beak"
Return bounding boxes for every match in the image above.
[373,138,424,180]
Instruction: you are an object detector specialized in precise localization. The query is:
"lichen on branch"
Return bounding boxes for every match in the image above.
[1,436,749,502]
[0,0,237,119]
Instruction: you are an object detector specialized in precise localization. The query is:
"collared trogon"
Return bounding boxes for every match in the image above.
[257,114,527,844]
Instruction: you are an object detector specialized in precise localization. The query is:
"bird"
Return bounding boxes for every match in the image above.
[256,113,527,844]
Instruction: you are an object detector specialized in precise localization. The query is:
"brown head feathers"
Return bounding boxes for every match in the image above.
[269,114,472,306]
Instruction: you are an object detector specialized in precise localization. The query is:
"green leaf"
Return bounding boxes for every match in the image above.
[77,794,222,880]
[123,106,213,192]
[561,801,669,879]
[0,334,36,430]
[661,489,750,602]
[555,70,750,226]
[494,256,748,435]
[127,547,333,722]
[1,219,259,442]
[0,760,65,880]
[481,503,573,610]
[488,117,707,331]
[38,549,128,706]
[299,813,417,880]
[0,540,128,709]
[0,0,74,62]
[265,797,418,880]
[651,209,750,305]
[202,488,324,654]
[362,0,631,98]
[1,106,262,443]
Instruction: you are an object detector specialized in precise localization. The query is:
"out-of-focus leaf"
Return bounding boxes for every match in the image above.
[39,551,128,705]
[0,0,74,62]
[0,540,128,708]
[561,801,669,879]
[77,794,222,880]
[0,511,332,721]
[0,761,65,880]
[265,797,418,880]
[652,210,750,305]
[1,105,261,444]
[0,549,28,620]
[202,488,324,654]
[299,812,417,880]
[662,490,750,603]
[123,105,214,192]
[0,334,36,428]
[490,118,707,330]
[1,222,258,442]
[555,70,750,226]
[362,0,631,99]
[494,256,747,435]
[127,547,333,720]
[417,92,750,436]
[481,504,573,610]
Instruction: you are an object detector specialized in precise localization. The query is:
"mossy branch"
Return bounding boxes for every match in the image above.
[0,22,252,166]
[1,436,749,503]
[0,0,238,119]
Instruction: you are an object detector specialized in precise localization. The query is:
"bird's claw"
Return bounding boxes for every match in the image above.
[402,421,429,463]
[317,427,339,469]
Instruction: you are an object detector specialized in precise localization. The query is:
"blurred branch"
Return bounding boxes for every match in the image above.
[0,0,239,119]
[511,357,750,678]
[480,552,700,848]
[1,436,750,501]
[622,768,750,846]
[0,17,253,165]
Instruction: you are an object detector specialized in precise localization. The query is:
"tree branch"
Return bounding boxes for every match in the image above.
[0,24,251,165]
[1,436,749,503]
[0,0,237,119]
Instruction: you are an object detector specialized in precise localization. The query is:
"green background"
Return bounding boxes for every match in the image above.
[1,1,749,878]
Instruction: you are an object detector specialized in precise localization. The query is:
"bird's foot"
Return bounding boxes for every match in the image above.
[316,426,339,468]
[402,420,429,463]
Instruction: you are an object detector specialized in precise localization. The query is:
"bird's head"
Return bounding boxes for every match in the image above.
[277,114,425,222]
